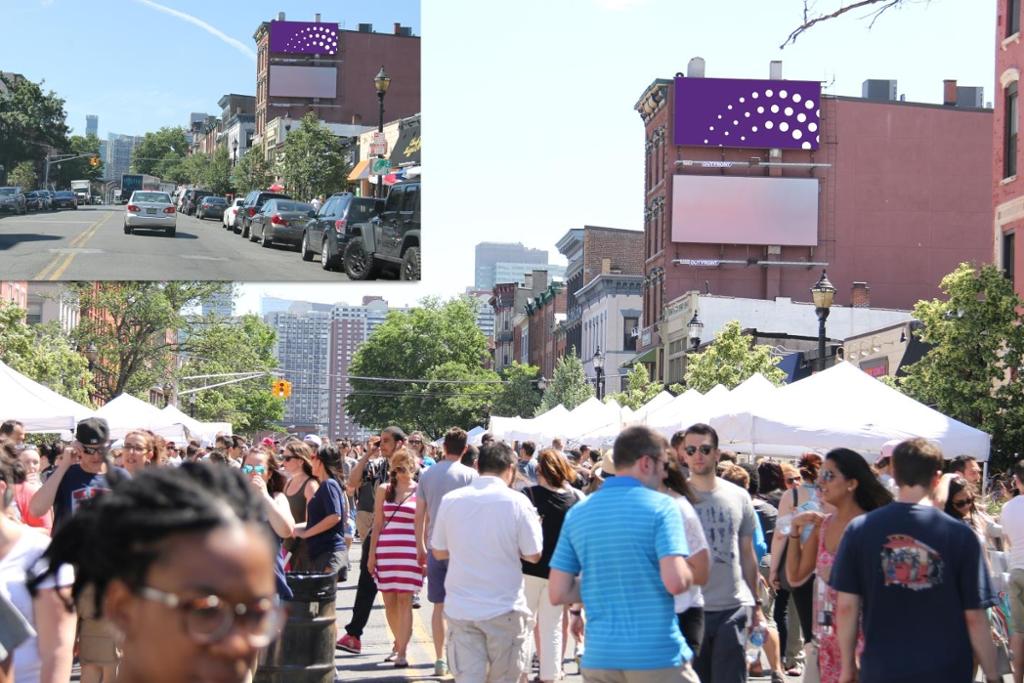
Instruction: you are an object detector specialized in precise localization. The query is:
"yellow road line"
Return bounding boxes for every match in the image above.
[411,597,439,670]
[33,210,112,280]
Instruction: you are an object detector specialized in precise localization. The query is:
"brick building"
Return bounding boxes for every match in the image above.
[996,0,1024,296]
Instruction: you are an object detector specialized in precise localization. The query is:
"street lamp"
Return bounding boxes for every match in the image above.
[374,65,391,199]
[811,269,836,372]
[232,139,238,167]
[688,310,704,351]
[83,343,99,370]
[537,376,548,392]
[593,348,605,400]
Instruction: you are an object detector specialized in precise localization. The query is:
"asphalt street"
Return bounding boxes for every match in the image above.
[0,206,366,281]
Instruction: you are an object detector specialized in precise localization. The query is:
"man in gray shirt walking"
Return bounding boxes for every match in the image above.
[415,427,478,677]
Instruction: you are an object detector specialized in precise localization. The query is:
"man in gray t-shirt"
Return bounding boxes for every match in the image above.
[415,428,477,676]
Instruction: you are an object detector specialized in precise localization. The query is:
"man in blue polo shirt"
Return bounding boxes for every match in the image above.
[549,425,697,683]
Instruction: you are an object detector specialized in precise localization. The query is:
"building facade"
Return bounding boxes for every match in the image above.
[475,242,549,290]
[996,0,1024,297]
[266,309,331,432]
[85,115,98,138]
[25,283,79,332]
[0,282,27,310]
[576,273,643,394]
[104,133,143,185]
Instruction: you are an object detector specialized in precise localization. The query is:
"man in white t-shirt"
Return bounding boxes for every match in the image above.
[1000,459,1024,683]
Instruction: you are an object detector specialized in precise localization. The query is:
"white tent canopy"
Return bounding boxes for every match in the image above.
[93,394,189,442]
[0,359,93,432]
[159,405,232,444]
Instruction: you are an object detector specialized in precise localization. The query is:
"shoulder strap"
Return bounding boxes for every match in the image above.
[381,488,415,532]
[792,487,798,506]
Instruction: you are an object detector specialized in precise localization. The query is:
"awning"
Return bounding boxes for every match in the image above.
[622,347,658,367]
[348,159,370,181]
[390,118,421,167]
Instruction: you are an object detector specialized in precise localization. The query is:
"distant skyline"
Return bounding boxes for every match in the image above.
[0,0,419,138]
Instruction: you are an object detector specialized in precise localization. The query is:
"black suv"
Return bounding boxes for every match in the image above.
[237,190,290,238]
[301,193,383,271]
[0,187,27,215]
[343,180,420,280]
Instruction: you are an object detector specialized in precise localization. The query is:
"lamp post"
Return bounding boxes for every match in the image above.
[811,269,836,372]
[83,343,99,371]
[537,376,547,392]
[688,310,704,351]
[593,348,605,400]
[374,66,391,199]
[232,139,238,167]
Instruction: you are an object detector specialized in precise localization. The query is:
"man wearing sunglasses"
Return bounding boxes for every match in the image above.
[681,422,762,683]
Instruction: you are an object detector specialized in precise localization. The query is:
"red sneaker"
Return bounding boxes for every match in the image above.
[336,634,361,654]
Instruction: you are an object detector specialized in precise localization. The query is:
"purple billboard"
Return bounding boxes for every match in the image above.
[674,77,821,151]
[269,21,339,55]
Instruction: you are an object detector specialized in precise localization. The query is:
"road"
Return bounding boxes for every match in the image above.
[0,205,384,281]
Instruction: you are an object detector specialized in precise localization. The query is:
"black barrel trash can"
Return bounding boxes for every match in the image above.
[254,572,337,683]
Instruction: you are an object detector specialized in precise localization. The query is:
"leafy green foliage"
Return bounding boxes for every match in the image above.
[490,362,543,418]
[0,74,69,175]
[130,127,189,179]
[684,320,787,392]
[537,351,594,414]
[897,263,1024,470]
[606,363,664,410]
[8,161,36,190]
[199,147,233,195]
[0,301,93,406]
[232,146,275,193]
[279,112,351,201]
[53,134,102,187]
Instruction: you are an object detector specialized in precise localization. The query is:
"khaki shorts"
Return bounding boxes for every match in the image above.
[356,510,374,540]
[447,611,531,683]
[1009,568,1024,634]
[582,663,701,683]
[78,616,120,665]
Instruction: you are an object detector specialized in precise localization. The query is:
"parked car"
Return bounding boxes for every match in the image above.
[236,190,290,238]
[37,190,55,210]
[249,199,315,249]
[344,180,420,280]
[51,191,77,210]
[0,187,27,215]
[223,197,245,230]
[196,196,228,220]
[176,188,208,215]
[24,191,47,211]
[123,191,177,237]
[185,191,213,216]
[300,193,383,271]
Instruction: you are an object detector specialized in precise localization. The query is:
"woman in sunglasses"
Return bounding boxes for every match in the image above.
[28,463,284,683]
[280,442,319,568]
[242,449,295,595]
[292,446,348,575]
[944,476,992,548]
[785,448,892,683]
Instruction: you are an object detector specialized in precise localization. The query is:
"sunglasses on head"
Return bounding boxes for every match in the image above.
[242,465,266,475]
[684,444,714,456]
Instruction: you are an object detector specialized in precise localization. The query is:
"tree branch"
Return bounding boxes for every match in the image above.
[781,0,907,49]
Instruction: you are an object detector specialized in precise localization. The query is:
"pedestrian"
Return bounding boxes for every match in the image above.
[830,438,1002,683]
[944,475,992,548]
[408,432,434,468]
[431,442,543,682]
[310,196,322,212]
[784,448,892,683]
[680,423,763,683]
[999,458,1024,683]
[291,446,347,575]
[948,454,983,492]
[368,448,421,668]
[280,441,319,568]
[414,427,477,677]
[241,448,295,600]
[461,444,479,470]
[0,422,24,446]
[29,462,285,683]
[120,430,155,477]
[549,425,697,682]
[517,441,538,485]
[11,445,51,534]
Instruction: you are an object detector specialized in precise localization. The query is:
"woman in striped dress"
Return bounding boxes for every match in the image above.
[367,448,422,668]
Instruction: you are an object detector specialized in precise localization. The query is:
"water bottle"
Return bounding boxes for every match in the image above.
[745,624,767,664]
[776,513,794,537]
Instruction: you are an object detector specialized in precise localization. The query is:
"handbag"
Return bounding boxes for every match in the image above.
[776,488,798,591]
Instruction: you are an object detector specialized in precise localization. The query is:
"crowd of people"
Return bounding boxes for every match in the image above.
[0,414,1017,683]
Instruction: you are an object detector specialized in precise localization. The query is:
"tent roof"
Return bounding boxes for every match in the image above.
[0,359,92,432]
[94,394,189,442]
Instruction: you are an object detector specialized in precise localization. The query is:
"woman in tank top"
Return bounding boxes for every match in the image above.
[281,441,319,567]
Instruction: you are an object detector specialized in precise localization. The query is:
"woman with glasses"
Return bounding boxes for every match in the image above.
[241,449,295,596]
[280,443,319,568]
[121,431,155,477]
[944,476,992,548]
[785,448,892,683]
[292,446,348,576]
[28,463,283,683]
[367,449,420,668]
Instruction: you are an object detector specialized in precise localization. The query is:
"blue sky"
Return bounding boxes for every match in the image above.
[0,0,419,138]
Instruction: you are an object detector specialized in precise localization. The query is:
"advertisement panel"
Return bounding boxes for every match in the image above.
[268,65,338,99]
[269,20,339,55]
[671,175,819,246]
[674,76,821,150]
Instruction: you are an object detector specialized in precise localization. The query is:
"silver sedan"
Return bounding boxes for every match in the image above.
[124,191,177,237]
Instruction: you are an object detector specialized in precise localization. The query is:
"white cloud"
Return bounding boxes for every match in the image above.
[132,0,256,62]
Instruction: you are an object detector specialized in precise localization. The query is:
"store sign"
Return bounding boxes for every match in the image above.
[859,357,889,378]
[269,21,339,55]
[675,258,721,267]
[679,160,742,168]
[675,76,821,151]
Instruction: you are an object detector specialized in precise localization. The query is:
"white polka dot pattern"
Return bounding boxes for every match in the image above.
[271,22,340,55]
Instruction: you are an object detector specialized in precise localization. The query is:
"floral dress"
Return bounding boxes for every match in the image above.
[814,514,864,683]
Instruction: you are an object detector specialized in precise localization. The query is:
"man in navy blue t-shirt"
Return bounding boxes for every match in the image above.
[830,438,1000,683]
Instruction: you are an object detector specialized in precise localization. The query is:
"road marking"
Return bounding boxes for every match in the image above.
[180,255,229,261]
[34,211,112,280]
[411,599,439,669]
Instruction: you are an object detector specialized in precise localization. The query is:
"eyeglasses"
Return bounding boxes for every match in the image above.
[408,439,422,445]
[820,470,837,483]
[241,465,266,475]
[684,445,714,456]
[786,477,801,484]
[952,498,973,509]
[81,444,104,455]
[123,443,148,452]
[136,586,284,647]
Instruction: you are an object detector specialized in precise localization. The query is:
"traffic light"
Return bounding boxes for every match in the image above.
[89,156,100,168]
[272,379,292,398]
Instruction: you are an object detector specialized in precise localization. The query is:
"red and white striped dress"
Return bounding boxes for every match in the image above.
[374,488,423,593]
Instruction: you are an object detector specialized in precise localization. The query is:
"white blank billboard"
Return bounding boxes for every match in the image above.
[672,175,819,246]
[269,65,337,99]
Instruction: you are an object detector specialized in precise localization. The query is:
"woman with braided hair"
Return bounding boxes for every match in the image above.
[29,463,285,683]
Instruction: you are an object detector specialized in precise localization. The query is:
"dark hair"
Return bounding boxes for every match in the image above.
[892,438,944,488]
[739,462,760,496]
[315,444,345,485]
[244,449,287,496]
[663,457,696,503]
[443,427,468,456]
[949,455,977,474]
[230,435,247,450]
[461,444,479,468]
[826,448,893,512]
[284,441,315,479]
[481,432,495,444]
[0,444,26,505]
[799,452,822,482]
[613,425,666,470]
[536,448,574,489]
[682,423,719,450]
[719,450,738,464]
[28,463,268,616]
[521,441,536,457]
[757,461,783,494]
[943,476,976,519]
[0,420,23,437]
[1014,460,1024,488]
[478,442,515,476]
[383,426,407,443]
[670,431,687,448]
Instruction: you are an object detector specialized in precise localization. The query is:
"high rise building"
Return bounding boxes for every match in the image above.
[105,133,143,184]
[266,308,332,433]
[86,115,98,138]
[201,290,234,318]
[260,296,295,316]
[474,242,549,290]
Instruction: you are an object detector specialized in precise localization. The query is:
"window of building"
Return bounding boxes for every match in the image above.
[623,316,638,352]
[1011,0,1021,36]
[1005,232,1016,287]
[1006,82,1018,179]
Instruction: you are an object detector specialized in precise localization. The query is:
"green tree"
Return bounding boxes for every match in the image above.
[537,351,594,414]
[131,127,189,178]
[898,263,1024,470]
[178,314,284,434]
[606,363,664,410]
[346,297,491,433]
[490,362,543,418]
[69,282,232,402]
[0,74,69,175]
[200,147,233,195]
[8,161,36,190]
[232,146,274,193]
[684,320,787,392]
[421,362,500,436]
[53,134,102,187]
[279,112,350,200]
[0,301,93,406]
